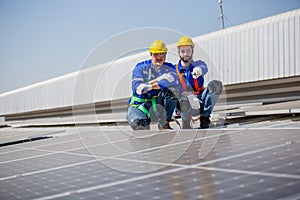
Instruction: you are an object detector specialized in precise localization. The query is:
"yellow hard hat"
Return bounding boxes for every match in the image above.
[177,36,194,48]
[149,40,168,54]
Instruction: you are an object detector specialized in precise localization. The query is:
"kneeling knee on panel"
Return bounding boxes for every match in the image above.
[207,80,223,95]
[177,97,190,113]
[129,119,150,130]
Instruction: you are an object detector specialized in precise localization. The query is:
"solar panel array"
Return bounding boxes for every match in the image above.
[0,118,299,200]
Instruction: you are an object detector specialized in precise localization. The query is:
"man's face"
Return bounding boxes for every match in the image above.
[151,53,166,67]
[178,45,193,63]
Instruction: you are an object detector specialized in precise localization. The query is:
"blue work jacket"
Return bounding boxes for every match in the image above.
[172,60,208,94]
[131,59,179,99]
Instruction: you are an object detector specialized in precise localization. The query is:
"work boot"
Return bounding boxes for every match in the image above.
[158,121,173,130]
[182,120,192,129]
[200,116,210,129]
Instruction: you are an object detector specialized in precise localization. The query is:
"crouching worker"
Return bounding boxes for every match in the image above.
[126,40,179,130]
[173,36,223,129]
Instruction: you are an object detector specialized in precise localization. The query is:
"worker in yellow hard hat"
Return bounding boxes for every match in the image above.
[172,36,223,129]
[126,40,179,130]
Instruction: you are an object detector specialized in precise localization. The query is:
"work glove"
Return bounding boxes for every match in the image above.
[156,73,174,82]
[191,67,202,79]
[187,94,201,110]
[136,84,152,95]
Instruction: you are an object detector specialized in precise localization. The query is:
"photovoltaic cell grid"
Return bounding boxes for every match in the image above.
[0,124,299,200]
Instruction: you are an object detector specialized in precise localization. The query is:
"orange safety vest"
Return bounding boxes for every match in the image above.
[176,64,204,95]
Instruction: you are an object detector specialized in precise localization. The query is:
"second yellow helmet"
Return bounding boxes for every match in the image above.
[177,36,194,48]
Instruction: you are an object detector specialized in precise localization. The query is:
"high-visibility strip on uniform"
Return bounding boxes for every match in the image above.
[147,67,151,82]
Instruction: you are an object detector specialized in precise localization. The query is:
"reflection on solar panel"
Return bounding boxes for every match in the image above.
[0,119,299,199]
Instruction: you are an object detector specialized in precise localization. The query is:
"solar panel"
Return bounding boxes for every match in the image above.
[0,121,299,200]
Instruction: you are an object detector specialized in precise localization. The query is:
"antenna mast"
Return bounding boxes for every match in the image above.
[218,0,225,29]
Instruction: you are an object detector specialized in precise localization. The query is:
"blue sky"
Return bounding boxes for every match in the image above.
[0,0,299,94]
